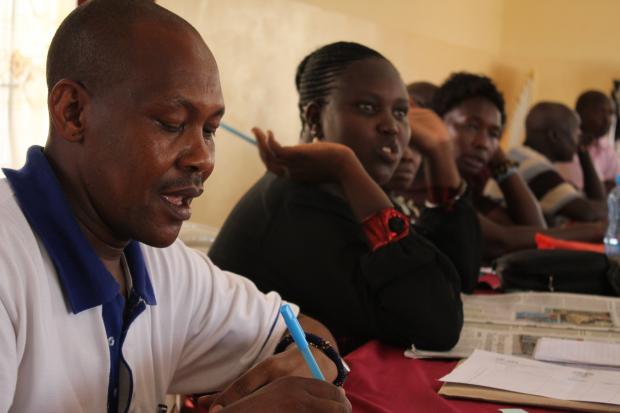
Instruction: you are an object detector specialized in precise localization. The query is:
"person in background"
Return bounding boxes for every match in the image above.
[433,72,546,228]
[210,42,476,354]
[389,81,439,207]
[0,1,350,412]
[612,82,620,158]
[407,81,438,109]
[485,102,607,224]
[433,73,605,260]
[383,81,480,290]
[556,90,620,192]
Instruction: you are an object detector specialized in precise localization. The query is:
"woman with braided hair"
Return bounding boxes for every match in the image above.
[209,42,480,353]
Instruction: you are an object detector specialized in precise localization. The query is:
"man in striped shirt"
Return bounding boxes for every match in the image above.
[485,102,606,224]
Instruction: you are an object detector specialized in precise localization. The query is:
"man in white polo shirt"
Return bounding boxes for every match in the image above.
[0,1,349,412]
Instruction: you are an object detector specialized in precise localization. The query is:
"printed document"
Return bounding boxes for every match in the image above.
[440,350,620,406]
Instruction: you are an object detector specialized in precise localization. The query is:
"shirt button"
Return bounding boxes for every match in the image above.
[108,336,115,347]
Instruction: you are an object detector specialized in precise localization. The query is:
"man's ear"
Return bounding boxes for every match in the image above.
[48,79,89,142]
[303,101,324,141]
[546,129,559,144]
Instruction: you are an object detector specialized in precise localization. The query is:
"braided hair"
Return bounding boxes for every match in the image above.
[432,72,506,126]
[295,41,386,136]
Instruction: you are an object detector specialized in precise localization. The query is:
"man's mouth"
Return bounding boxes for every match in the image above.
[162,194,191,207]
[160,187,203,221]
[460,155,486,172]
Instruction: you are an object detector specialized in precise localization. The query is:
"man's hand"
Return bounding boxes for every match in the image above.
[200,377,351,412]
[253,127,356,184]
[197,344,338,411]
[488,146,507,170]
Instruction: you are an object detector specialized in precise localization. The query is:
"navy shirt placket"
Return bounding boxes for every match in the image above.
[104,289,147,413]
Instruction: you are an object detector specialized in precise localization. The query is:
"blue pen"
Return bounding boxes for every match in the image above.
[279,304,325,381]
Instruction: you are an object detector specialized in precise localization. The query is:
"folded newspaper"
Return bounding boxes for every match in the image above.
[406,292,620,359]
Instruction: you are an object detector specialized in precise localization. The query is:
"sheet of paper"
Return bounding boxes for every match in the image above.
[534,337,620,368]
[440,350,620,406]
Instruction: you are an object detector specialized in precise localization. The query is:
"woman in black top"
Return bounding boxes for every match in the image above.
[209,42,480,353]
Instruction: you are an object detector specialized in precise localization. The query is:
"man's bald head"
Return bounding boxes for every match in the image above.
[575,90,610,114]
[574,90,614,140]
[526,101,579,134]
[46,0,200,95]
[525,101,579,162]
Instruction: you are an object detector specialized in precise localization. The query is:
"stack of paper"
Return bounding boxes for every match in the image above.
[439,350,620,412]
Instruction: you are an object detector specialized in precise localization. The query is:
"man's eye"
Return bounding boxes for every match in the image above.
[203,128,216,140]
[157,120,184,133]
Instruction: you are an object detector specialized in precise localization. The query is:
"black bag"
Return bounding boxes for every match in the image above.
[494,249,620,296]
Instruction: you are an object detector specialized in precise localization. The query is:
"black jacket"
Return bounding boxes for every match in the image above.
[209,173,481,352]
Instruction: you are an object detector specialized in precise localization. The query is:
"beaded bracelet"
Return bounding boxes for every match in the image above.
[424,179,468,210]
[275,332,349,386]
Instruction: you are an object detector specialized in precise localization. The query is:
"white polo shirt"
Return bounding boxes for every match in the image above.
[0,147,293,412]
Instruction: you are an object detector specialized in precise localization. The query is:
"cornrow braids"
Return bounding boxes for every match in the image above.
[295,41,385,133]
[432,72,506,126]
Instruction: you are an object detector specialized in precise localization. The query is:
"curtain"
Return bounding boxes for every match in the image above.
[0,0,73,170]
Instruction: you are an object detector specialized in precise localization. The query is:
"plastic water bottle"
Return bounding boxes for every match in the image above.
[604,174,620,256]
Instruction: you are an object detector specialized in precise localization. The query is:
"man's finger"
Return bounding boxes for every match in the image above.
[217,377,351,413]
[195,393,218,409]
[271,378,352,412]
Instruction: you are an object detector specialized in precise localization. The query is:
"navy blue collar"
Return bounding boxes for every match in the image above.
[2,146,156,313]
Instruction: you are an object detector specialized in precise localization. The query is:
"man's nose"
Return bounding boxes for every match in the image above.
[473,130,494,151]
[177,128,215,181]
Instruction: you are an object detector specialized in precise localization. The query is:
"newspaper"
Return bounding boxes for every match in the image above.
[406,292,620,359]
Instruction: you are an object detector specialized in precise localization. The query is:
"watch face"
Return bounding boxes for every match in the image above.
[388,216,405,234]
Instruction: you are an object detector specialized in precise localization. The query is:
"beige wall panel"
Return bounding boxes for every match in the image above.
[160,0,513,228]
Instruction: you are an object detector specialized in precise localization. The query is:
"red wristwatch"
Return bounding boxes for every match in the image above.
[361,208,409,252]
